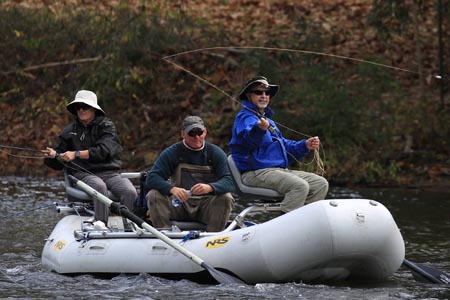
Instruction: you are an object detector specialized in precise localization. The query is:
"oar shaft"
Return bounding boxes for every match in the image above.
[68,175,246,284]
[113,202,203,265]
[70,177,205,265]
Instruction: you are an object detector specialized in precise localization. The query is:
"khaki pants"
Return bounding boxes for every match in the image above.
[242,168,328,212]
[146,189,233,232]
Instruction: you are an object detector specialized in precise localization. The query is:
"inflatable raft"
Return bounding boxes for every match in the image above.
[42,197,405,284]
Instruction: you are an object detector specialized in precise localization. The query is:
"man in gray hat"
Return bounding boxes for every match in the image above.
[145,116,234,232]
[44,90,137,227]
[230,76,328,212]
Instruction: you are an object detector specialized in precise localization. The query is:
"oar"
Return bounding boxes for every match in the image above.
[67,175,245,285]
[403,259,450,284]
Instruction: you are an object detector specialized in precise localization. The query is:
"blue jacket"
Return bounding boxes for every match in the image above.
[229,100,310,172]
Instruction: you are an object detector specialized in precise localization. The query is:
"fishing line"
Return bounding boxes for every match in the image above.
[163,46,447,80]
[53,154,97,177]
[163,50,329,174]
[162,58,315,138]
[0,149,45,159]
[3,202,57,219]
[0,145,47,159]
[0,143,97,177]
[163,45,447,175]
[0,145,45,152]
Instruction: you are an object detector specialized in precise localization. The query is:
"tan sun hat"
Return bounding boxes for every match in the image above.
[66,90,105,115]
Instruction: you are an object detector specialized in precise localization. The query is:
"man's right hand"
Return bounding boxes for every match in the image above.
[169,187,190,202]
[258,118,270,131]
[43,147,56,158]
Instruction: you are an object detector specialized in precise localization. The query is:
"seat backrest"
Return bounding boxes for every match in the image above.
[64,169,117,202]
[227,155,283,201]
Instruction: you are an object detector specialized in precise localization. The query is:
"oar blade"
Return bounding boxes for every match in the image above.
[403,259,450,284]
[201,262,246,285]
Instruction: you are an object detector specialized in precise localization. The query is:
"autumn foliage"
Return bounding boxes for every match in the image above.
[0,0,449,187]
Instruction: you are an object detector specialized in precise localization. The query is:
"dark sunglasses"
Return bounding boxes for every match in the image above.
[187,128,204,137]
[250,90,270,96]
[74,104,92,111]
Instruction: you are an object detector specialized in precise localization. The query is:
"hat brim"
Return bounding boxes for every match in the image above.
[184,124,205,133]
[66,99,105,115]
[238,82,279,100]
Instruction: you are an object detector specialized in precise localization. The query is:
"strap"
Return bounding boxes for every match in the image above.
[176,142,213,165]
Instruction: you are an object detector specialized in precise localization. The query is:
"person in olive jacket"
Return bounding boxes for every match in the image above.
[44,90,137,226]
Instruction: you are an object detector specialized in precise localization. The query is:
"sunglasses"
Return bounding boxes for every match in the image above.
[249,90,270,96]
[74,104,92,111]
[187,128,204,137]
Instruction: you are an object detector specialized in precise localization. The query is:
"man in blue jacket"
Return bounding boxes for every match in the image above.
[229,76,328,212]
[146,116,234,232]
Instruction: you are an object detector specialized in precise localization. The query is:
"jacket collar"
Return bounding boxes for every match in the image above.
[75,115,104,128]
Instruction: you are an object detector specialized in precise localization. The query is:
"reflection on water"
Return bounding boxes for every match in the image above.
[0,177,449,299]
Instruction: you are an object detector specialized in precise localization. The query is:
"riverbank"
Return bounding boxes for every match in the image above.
[0,0,448,187]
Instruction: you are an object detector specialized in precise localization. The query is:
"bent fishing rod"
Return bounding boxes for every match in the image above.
[162,53,326,174]
[161,46,447,174]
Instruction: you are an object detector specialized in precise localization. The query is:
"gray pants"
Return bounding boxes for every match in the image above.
[146,189,233,232]
[242,168,329,212]
[74,171,137,223]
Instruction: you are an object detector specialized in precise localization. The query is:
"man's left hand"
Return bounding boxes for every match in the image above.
[191,183,213,195]
[306,136,320,150]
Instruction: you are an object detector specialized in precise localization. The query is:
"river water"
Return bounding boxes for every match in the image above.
[0,176,449,300]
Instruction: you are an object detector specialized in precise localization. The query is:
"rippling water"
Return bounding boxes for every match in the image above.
[1,177,449,299]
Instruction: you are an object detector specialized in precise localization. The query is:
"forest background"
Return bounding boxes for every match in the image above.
[0,0,449,188]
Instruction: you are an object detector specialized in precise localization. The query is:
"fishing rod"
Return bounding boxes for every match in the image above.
[163,46,447,81]
[0,145,45,152]
[0,144,47,159]
[162,46,447,175]
[162,52,326,174]
[0,144,97,176]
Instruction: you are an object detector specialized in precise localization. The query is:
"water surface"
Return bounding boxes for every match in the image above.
[1,177,449,299]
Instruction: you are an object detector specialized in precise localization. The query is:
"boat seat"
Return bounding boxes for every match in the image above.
[227,155,284,202]
[64,170,118,203]
[169,221,206,231]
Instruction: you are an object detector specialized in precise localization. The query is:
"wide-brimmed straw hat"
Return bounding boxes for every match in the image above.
[66,90,105,115]
[238,76,279,100]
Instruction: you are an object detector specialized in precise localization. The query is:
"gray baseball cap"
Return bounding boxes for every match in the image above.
[183,116,205,133]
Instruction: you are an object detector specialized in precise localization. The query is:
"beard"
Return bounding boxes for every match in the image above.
[256,99,268,110]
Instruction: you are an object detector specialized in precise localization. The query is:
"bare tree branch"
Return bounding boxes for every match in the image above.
[2,56,102,76]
